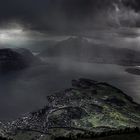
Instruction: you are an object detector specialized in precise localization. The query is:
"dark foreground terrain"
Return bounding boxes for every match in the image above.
[0,78,140,140]
[1,125,140,140]
[79,133,140,140]
[56,132,140,140]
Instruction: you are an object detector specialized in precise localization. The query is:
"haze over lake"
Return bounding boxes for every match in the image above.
[1,28,140,121]
[0,14,140,122]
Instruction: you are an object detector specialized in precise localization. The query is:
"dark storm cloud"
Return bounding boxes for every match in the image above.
[0,0,100,32]
[0,0,140,32]
[0,0,94,31]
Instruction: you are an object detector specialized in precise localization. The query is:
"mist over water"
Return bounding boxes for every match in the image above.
[0,27,140,121]
[1,34,140,122]
[1,0,140,123]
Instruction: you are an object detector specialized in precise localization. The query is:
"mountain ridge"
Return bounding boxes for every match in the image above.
[39,37,140,66]
[0,48,41,73]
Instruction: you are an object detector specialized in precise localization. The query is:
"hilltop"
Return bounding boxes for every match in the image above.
[0,48,41,73]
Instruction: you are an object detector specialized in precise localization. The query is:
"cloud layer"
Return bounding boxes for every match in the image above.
[0,0,140,33]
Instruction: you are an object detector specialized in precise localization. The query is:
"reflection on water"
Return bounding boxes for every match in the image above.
[0,58,140,121]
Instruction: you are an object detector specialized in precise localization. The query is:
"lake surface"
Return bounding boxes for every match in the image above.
[0,57,140,122]
[1,27,140,122]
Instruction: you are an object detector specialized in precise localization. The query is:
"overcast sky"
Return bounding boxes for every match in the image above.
[0,0,99,32]
[1,0,140,120]
[0,0,140,47]
[0,0,139,34]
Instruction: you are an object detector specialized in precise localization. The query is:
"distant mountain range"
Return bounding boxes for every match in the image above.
[1,78,140,140]
[39,37,140,66]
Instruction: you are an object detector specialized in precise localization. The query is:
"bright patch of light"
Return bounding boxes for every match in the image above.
[0,26,29,46]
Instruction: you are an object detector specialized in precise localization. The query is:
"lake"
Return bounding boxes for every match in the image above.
[0,57,140,122]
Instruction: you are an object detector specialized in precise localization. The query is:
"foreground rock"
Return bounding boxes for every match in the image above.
[2,79,140,139]
[0,48,41,73]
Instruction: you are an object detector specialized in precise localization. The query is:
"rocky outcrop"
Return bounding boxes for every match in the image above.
[5,78,140,139]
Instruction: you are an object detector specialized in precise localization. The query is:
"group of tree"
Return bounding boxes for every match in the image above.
[54,127,140,140]
[0,136,13,140]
